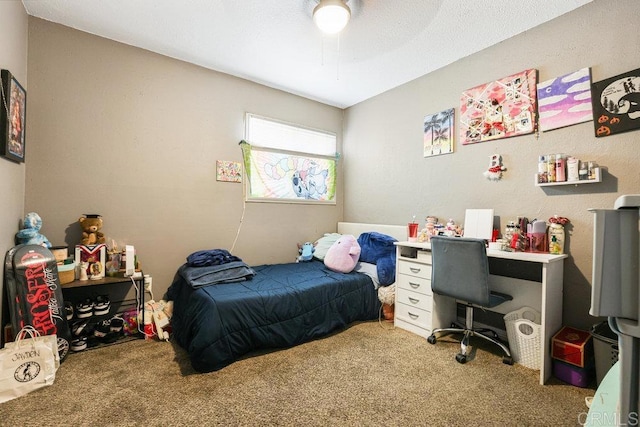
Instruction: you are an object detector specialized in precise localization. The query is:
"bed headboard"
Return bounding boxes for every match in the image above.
[337,222,407,242]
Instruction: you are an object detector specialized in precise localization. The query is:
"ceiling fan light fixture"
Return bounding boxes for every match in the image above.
[313,0,351,35]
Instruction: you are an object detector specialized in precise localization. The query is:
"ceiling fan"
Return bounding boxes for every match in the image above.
[313,0,351,35]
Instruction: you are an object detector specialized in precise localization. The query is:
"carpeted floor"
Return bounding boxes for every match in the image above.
[1,321,595,426]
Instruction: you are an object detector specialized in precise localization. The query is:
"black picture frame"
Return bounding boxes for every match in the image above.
[1,69,27,163]
[591,67,640,138]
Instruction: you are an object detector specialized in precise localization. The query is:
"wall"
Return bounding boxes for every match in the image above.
[0,1,28,342]
[25,19,344,301]
[343,0,640,330]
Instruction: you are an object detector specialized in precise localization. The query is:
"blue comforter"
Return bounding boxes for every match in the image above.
[167,259,381,372]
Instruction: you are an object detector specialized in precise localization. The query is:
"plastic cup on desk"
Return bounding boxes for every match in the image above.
[408,223,419,242]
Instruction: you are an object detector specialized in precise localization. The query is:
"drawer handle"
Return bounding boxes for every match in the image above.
[409,282,420,289]
[408,297,420,304]
[409,267,421,274]
[408,312,419,320]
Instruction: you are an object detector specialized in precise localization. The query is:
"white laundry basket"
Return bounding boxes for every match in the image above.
[504,307,542,370]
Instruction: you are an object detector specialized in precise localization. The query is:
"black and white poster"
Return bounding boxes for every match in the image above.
[591,68,640,137]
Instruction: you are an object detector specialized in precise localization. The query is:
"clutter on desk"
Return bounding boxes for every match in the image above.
[412,213,570,255]
[537,153,597,184]
[495,215,570,255]
[417,216,463,242]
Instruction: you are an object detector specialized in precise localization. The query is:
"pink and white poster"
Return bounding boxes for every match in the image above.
[460,69,537,144]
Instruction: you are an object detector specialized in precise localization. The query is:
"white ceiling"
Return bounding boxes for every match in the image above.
[22,0,592,109]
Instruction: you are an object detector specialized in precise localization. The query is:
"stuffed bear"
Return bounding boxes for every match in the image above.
[79,215,106,246]
[16,212,52,248]
[323,234,360,273]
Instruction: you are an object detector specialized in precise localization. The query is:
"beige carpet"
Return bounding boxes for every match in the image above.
[1,321,594,426]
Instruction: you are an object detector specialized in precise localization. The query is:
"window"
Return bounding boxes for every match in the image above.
[242,114,337,204]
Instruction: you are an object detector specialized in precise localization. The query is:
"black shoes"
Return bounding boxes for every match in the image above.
[94,295,110,316]
[65,301,74,320]
[67,296,119,352]
[93,316,124,344]
[75,295,111,319]
[76,298,94,319]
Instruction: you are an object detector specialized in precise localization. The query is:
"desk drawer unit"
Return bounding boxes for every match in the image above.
[395,301,432,330]
[397,274,432,297]
[397,285,431,309]
[398,261,431,279]
[396,258,435,335]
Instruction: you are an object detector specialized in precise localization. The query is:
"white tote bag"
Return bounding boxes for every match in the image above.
[0,326,58,403]
[4,326,61,371]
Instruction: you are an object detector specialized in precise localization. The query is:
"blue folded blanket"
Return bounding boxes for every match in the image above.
[187,249,242,267]
[179,261,256,289]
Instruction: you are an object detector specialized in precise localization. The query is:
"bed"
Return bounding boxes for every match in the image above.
[167,222,407,372]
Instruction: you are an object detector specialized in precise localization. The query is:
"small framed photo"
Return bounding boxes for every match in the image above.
[75,244,107,280]
[1,69,27,163]
[216,160,242,183]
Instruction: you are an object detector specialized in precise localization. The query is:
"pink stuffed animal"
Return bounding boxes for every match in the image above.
[324,234,361,273]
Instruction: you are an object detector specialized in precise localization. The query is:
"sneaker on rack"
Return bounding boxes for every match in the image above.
[71,336,87,352]
[94,295,111,316]
[71,319,90,337]
[64,301,74,321]
[76,298,94,319]
[109,316,124,334]
[93,319,111,339]
[94,319,120,344]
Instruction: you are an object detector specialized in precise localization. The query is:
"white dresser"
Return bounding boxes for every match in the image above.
[394,242,456,339]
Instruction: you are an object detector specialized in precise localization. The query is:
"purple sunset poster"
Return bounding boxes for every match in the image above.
[537,67,593,132]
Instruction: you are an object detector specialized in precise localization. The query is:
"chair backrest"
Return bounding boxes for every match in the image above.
[430,236,491,306]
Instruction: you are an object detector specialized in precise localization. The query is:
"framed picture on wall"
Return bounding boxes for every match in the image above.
[424,108,454,157]
[459,69,538,145]
[216,160,242,182]
[591,67,640,138]
[0,69,27,163]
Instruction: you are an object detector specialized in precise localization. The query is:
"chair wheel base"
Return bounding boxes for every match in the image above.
[455,353,467,364]
[502,356,514,365]
[427,335,437,344]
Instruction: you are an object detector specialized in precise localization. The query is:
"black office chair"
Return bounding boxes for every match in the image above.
[426,236,514,365]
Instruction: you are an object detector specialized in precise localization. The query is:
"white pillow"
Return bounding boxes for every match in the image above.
[313,233,342,260]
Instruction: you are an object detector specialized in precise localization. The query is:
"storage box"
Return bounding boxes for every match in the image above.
[57,263,75,285]
[50,246,69,263]
[553,359,594,388]
[552,326,593,367]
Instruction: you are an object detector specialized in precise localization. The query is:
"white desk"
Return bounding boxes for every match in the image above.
[395,241,567,385]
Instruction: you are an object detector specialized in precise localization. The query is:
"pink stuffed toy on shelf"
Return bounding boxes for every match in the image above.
[323,234,361,273]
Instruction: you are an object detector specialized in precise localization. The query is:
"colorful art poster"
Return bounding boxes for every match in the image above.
[537,67,593,132]
[241,142,336,204]
[460,69,537,144]
[591,68,640,138]
[216,160,242,182]
[424,108,454,157]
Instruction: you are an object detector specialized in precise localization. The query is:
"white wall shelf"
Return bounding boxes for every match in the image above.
[535,167,601,187]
